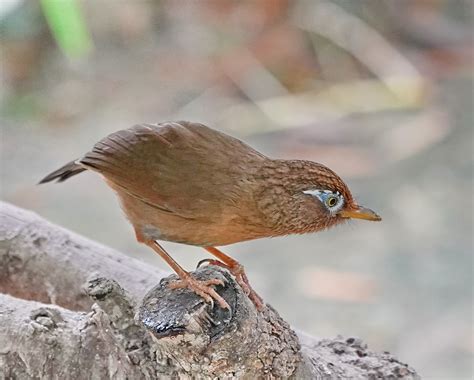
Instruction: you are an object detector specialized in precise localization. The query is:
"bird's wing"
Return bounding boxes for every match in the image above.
[79,121,266,219]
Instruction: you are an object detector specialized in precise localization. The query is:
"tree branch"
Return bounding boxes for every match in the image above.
[0,201,165,311]
[0,202,420,379]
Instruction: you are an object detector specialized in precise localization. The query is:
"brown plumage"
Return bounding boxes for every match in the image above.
[40,121,381,310]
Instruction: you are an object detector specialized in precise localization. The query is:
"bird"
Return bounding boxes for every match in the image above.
[39,121,381,310]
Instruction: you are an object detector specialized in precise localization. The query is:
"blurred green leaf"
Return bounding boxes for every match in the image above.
[40,0,92,58]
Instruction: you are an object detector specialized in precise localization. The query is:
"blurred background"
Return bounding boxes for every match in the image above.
[1,0,472,378]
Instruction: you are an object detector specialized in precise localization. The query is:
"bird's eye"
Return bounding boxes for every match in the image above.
[302,189,345,214]
[326,195,338,208]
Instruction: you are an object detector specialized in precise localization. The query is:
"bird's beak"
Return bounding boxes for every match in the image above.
[338,206,382,221]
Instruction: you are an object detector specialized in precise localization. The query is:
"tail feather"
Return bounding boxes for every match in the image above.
[38,160,86,184]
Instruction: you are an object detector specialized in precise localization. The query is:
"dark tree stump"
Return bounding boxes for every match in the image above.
[0,202,420,379]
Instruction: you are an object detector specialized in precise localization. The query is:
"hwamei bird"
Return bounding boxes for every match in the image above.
[39,121,381,310]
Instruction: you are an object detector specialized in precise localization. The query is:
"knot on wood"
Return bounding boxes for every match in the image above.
[138,266,302,378]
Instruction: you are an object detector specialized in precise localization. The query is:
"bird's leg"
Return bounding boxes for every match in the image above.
[144,240,230,309]
[200,247,264,310]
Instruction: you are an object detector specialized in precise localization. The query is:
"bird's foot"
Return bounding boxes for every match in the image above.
[197,259,264,311]
[168,275,230,309]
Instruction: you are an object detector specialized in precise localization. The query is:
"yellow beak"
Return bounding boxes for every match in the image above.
[339,206,382,221]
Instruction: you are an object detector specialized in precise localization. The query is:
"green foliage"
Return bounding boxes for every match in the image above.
[40,0,92,58]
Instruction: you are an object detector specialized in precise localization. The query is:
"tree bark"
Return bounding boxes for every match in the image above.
[0,201,420,379]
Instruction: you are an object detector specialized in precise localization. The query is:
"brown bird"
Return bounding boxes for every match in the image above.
[39,121,381,310]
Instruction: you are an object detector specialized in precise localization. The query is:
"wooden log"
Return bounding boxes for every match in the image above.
[0,202,420,379]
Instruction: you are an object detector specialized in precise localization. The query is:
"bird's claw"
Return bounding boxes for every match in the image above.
[196,259,264,311]
[197,258,214,268]
[168,276,230,309]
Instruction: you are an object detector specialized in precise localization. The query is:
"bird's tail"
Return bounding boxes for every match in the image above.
[38,160,86,184]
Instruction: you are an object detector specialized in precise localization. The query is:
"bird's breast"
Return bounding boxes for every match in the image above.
[109,180,270,246]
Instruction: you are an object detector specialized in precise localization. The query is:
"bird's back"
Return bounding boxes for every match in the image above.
[79,121,269,245]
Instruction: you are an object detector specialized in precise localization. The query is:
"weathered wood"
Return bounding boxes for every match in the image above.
[0,202,420,379]
[0,201,165,311]
[138,267,301,378]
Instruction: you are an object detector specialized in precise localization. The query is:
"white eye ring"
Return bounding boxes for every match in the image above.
[303,189,345,214]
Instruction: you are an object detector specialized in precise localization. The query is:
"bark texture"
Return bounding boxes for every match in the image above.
[0,201,420,379]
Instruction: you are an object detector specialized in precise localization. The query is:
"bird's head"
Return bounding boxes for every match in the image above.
[301,188,381,224]
[296,161,381,231]
[258,160,381,235]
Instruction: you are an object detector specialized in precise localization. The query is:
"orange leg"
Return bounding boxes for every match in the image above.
[201,247,264,310]
[143,239,230,309]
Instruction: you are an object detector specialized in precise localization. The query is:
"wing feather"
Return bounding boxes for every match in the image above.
[79,121,266,218]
